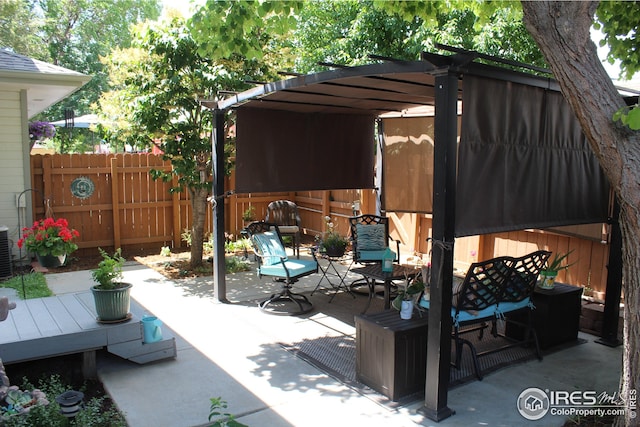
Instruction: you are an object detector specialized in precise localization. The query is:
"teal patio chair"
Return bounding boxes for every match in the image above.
[349,214,400,266]
[348,214,401,293]
[246,221,317,315]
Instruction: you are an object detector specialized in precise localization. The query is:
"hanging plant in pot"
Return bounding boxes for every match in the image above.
[91,248,132,323]
[17,217,79,268]
[538,250,575,290]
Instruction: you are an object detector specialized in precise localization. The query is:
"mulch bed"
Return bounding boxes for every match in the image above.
[46,248,211,280]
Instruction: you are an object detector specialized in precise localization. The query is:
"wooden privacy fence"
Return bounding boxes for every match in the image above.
[29,154,370,254]
[30,153,610,296]
[30,154,190,253]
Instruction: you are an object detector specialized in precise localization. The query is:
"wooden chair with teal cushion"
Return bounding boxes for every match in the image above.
[246,221,317,315]
[265,200,302,258]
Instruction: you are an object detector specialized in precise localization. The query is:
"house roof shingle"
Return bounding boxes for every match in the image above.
[0,48,90,117]
[0,48,85,76]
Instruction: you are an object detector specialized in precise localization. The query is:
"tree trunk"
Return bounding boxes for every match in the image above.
[522,2,640,426]
[189,187,209,269]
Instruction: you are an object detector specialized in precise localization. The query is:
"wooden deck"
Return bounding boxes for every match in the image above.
[0,291,176,372]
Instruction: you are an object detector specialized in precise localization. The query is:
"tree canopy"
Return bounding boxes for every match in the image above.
[595,0,640,80]
[0,0,161,120]
[191,0,545,74]
[99,14,264,266]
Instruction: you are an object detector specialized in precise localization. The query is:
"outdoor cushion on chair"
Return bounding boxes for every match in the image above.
[355,224,387,250]
[252,231,317,277]
[348,215,401,295]
[275,225,300,234]
[259,259,318,277]
[252,232,287,265]
[351,218,400,263]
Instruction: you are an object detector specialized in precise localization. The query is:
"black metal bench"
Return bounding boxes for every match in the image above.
[420,250,551,379]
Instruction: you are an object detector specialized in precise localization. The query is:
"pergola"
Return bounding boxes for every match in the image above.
[206,49,624,421]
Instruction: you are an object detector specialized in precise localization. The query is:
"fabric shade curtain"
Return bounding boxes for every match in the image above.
[235,108,375,193]
[381,116,435,213]
[455,75,610,237]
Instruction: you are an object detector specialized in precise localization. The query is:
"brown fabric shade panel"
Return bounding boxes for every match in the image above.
[381,116,435,213]
[235,108,375,193]
[455,75,610,237]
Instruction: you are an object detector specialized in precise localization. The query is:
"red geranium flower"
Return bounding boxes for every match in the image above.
[17,218,80,257]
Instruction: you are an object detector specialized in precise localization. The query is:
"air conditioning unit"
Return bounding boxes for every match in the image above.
[0,226,12,278]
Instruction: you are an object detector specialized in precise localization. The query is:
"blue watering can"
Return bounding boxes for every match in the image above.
[141,316,163,343]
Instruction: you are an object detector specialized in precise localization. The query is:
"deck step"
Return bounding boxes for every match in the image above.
[0,291,178,367]
[107,336,177,364]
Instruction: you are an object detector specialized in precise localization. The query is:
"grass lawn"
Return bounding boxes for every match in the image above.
[1,272,52,299]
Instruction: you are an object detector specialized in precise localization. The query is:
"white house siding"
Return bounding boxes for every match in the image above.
[0,89,27,263]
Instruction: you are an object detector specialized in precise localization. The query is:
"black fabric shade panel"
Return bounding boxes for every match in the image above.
[455,75,610,237]
[235,108,376,193]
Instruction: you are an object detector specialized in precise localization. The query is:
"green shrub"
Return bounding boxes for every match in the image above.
[224,238,250,254]
[225,256,251,274]
[1,375,126,427]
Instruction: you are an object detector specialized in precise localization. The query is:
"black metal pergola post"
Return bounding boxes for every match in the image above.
[212,108,228,302]
[419,69,458,421]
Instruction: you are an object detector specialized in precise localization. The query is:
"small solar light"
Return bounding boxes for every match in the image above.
[352,200,360,216]
[55,390,84,418]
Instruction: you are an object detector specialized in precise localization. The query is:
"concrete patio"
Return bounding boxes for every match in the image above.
[42,253,622,427]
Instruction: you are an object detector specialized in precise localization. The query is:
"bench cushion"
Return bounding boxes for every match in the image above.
[419,297,500,325]
[497,298,531,314]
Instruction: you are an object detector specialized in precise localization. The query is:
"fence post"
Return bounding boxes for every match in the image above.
[322,191,331,219]
[110,157,121,250]
[42,155,53,218]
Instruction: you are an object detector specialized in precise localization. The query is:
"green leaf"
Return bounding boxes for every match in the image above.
[626,106,640,130]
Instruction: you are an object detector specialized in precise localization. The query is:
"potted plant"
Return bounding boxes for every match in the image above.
[17,217,80,268]
[538,250,575,290]
[317,215,349,257]
[392,276,426,319]
[90,248,131,323]
[242,206,256,225]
